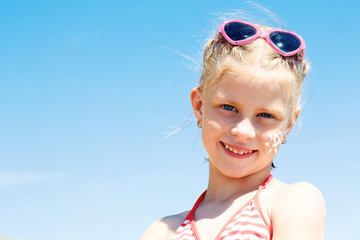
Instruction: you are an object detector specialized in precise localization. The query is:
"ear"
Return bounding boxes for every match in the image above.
[285,107,301,136]
[190,87,203,123]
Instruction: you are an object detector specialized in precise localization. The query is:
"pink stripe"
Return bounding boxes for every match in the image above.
[239,205,257,212]
[172,231,195,240]
[226,220,269,229]
[220,229,269,240]
[235,212,262,219]
[170,176,273,240]
[234,214,262,221]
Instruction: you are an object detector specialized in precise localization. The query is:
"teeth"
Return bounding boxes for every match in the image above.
[224,144,252,155]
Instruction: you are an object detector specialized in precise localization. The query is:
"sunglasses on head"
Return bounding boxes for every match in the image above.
[214,20,306,61]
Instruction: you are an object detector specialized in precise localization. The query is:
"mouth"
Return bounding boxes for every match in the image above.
[221,142,257,157]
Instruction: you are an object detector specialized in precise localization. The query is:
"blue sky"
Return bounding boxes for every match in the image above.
[0,0,359,239]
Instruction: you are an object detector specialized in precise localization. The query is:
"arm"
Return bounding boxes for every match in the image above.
[141,211,189,240]
[141,219,172,240]
[271,182,326,240]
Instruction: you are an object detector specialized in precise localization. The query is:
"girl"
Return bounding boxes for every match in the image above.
[142,19,326,240]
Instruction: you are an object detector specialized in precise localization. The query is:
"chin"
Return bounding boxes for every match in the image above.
[218,166,252,179]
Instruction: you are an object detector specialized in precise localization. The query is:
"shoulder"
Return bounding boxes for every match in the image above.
[141,211,189,240]
[270,181,326,214]
[269,181,326,240]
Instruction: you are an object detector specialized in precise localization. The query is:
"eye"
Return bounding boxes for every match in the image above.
[258,113,274,119]
[221,104,237,112]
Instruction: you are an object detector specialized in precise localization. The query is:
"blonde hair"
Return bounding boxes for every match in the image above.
[199,26,310,128]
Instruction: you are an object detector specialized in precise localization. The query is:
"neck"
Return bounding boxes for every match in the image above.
[204,164,271,203]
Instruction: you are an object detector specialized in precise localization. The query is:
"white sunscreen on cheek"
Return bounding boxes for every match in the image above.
[265,132,282,154]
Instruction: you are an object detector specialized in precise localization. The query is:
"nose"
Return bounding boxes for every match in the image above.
[230,118,256,140]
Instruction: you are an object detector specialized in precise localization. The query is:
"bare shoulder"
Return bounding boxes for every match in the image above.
[271,181,326,212]
[141,211,189,240]
[269,181,326,240]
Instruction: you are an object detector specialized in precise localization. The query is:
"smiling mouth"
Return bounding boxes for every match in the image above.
[223,143,255,155]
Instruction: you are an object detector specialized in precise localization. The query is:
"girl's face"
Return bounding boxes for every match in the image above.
[191,71,296,178]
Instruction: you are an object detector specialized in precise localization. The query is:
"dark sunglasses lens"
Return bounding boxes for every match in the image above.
[224,22,257,41]
[269,31,301,53]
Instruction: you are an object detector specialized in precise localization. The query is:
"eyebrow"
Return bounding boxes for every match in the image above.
[217,95,239,106]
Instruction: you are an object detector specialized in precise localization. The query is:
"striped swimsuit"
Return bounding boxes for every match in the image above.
[170,175,272,240]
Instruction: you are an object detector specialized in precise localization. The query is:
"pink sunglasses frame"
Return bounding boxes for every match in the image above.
[214,20,306,61]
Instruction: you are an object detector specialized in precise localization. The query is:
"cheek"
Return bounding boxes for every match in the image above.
[202,118,223,140]
[202,108,229,132]
[201,114,228,151]
[261,130,285,154]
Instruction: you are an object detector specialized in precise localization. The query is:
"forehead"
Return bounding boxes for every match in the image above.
[205,71,287,104]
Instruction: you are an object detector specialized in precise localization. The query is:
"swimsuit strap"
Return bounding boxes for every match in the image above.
[172,175,273,240]
[258,174,273,190]
[187,191,206,221]
[252,174,273,237]
[181,174,272,224]
[252,174,272,208]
